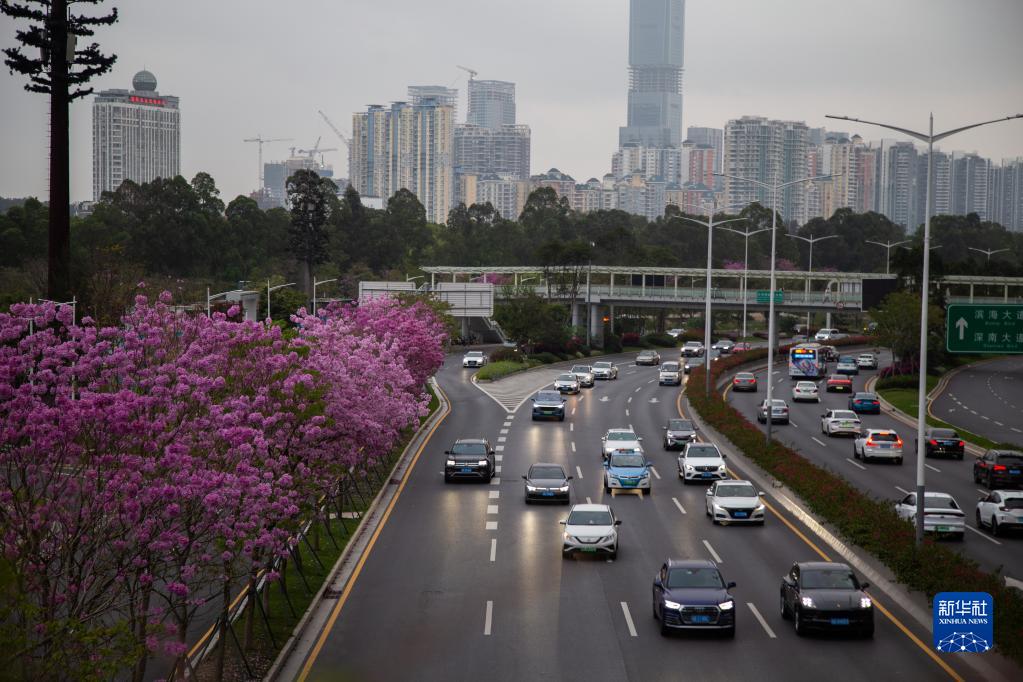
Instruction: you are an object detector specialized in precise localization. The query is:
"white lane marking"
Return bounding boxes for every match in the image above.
[507,414,515,420]
[495,455,503,462]
[491,477,501,485]
[586,496,593,504]
[625,409,630,417]
[572,408,577,416]
[498,436,507,443]
[966,524,1002,545]
[500,428,509,435]
[490,539,497,562]
[647,379,655,384]
[969,409,978,414]
[620,602,638,637]
[790,421,799,429]
[487,505,499,514]
[977,488,989,495]
[845,458,867,471]
[496,465,502,474]
[503,422,512,428]
[925,463,941,473]
[576,466,583,479]
[812,437,827,447]
[634,387,642,393]
[672,497,687,515]
[981,415,991,421]
[995,421,1004,426]
[495,445,505,452]
[773,370,781,375]
[1013,427,1023,433]
[747,602,777,638]
[571,442,577,453]
[570,423,574,432]
[484,601,493,635]
[702,539,723,563]
[486,521,498,530]
[627,396,633,403]
[579,395,585,402]
[629,424,635,431]
[650,466,662,480]
[489,490,500,499]
[895,485,910,495]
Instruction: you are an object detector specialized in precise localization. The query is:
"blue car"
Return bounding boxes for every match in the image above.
[531,390,566,421]
[604,449,651,493]
[848,392,881,414]
[653,559,736,637]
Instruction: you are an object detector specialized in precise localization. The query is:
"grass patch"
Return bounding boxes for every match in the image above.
[476,360,531,381]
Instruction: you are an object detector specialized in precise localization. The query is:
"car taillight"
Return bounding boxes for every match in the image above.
[895,439,903,447]
[865,438,874,446]
[929,439,938,446]
[958,441,965,447]
[993,465,1007,472]
[733,378,740,384]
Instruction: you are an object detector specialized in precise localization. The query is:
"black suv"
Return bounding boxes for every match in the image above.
[974,449,1023,489]
[444,438,496,483]
[918,427,965,460]
[780,562,874,638]
[652,559,736,637]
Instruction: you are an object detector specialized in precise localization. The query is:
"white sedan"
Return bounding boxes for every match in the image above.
[856,353,878,369]
[820,409,862,437]
[894,492,965,540]
[791,381,820,402]
[976,490,1023,537]
[462,350,488,368]
[705,479,765,525]
[592,361,619,380]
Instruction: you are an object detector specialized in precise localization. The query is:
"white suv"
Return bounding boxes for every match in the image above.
[678,442,727,484]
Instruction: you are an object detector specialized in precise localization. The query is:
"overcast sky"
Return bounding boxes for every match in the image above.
[2,0,1022,203]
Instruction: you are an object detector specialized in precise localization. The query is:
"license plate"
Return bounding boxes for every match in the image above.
[542,492,554,497]
[581,547,597,553]
[702,473,714,478]
[830,618,850,626]
[734,511,748,518]
[461,467,472,473]
[840,422,852,427]
[935,525,952,532]
[692,615,711,623]
[879,444,890,449]
[1011,470,1021,475]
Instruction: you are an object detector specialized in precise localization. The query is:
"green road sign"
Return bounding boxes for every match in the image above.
[946,304,1023,354]
[756,290,784,304]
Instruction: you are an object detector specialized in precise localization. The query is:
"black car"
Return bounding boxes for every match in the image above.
[444,438,495,483]
[532,390,566,421]
[652,559,736,637]
[523,462,572,504]
[974,449,1023,489]
[780,562,873,637]
[663,418,698,450]
[918,427,965,460]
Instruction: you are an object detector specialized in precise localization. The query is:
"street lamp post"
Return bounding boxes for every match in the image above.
[674,203,746,396]
[865,239,909,276]
[266,280,297,320]
[827,111,1023,545]
[312,277,338,315]
[968,247,1009,263]
[786,233,839,337]
[716,171,836,445]
[585,242,595,348]
[717,225,771,340]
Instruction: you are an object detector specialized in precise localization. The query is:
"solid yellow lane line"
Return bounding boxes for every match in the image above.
[297,382,450,680]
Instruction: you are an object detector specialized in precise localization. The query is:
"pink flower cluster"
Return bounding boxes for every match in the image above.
[0,293,446,672]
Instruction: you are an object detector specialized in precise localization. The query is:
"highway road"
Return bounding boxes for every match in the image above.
[724,355,1023,582]
[292,350,1000,682]
[930,357,1023,447]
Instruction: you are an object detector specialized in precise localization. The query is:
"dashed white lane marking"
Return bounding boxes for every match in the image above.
[572,408,577,416]
[1013,427,1023,433]
[978,488,990,495]
[625,409,630,417]
[650,466,662,480]
[503,421,512,427]
[773,370,781,375]
[634,387,642,393]
[925,463,941,473]
[490,539,497,562]
[702,539,723,563]
[487,505,499,514]
[496,465,502,474]
[489,490,500,499]
[576,466,584,479]
[969,409,978,414]
[486,521,498,530]
[620,602,638,637]
[491,477,501,485]
[627,396,633,403]
[995,421,1004,426]
[672,497,687,515]
[845,458,867,471]
[500,428,509,434]
[495,445,505,452]
[627,370,637,375]
[498,436,507,443]
[484,601,493,635]
[790,421,799,429]
[586,496,593,504]
[579,395,585,402]
[981,415,991,421]
[571,442,576,453]
[895,485,910,495]
[647,379,656,384]
[748,602,777,638]
[495,455,503,462]
[966,524,1002,545]
[812,437,827,447]
[570,423,574,432]
[507,414,515,420]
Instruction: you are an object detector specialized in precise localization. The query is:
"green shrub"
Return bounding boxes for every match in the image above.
[488,347,522,363]
[604,334,623,353]
[527,352,560,364]
[875,374,921,390]
[643,332,678,348]
[475,360,528,381]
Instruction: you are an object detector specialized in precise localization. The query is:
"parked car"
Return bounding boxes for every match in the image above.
[531,390,567,421]
[704,479,765,525]
[682,341,705,357]
[570,364,595,387]
[825,374,852,392]
[855,353,878,369]
[848,392,881,414]
[757,399,790,424]
[636,350,662,366]
[444,438,496,483]
[731,372,758,392]
[462,350,488,368]
[604,450,652,493]
[791,381,820,402]
[663,418,698,450]
[553,372,580,394]
[678,442,727,484]
[561,504,620,559]
[780,562,874,637]
[684,356,705,374]
[918,428,965,460]
[853,429,903,464]
[975,490,1023,536]
[835,355,859,375]
[601,428,643,460]
[894,491,965,540]
[820,409,862,437]
[711,339,735,354]
[973,449,1023,489]
[592,360,619,380]
[658,361,682,386]
[652,559,736,637]
[523,462,572,504]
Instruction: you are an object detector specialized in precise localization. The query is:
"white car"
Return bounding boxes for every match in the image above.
[570,364,595,387]
[666,328,684,339]
[757,399,789,424]
[561,503,620,559]
[678,442,727,484]
[592,361,619,380]
[601,428,643,460]
[658,361,682,386]
[894,492,965,540]
[853,429,904,464]
[815,328,844,342]
[553,373,580,394]
[820,409,862,437]
[856,353,878,369]
[791,381,820,402]
[705,479,765,525]
[682,341,705,357]
[711,339,735,354]
[975,490,1023,537]
[462,350,488,368]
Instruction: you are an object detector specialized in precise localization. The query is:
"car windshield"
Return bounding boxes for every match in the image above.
[854,393,876,400]
[685,445,720,459]
[802,570,858,590]
[839,356,854,363]
[567,510,612,526]
[869,432,899,442]
[557,374,576,381]
[716,484,756,498]
[571,365,590,373]
[594,362,612,368]
[796,382,816,389]
[610,453,645,468]
[662,363,680,371]
[930,429,958,439]
[767,400,786,407]
[668,419,693,431]
[685,342,701,347]
[466,351,483,357]
[923,495,959,509]
[607,431,637,441]
[737,373,755,380]
[667,567,724,589]
[529,466,565,479]
[639,351,654,357]
[996,454,1023,465]
[832,411,858,420]
[536,391,561,401]
[451,442,486,455]
[829,375,848,381]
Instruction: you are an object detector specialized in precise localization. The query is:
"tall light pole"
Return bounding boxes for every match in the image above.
[717,171,835,444]
[266,280,297,321]
[312,276,338,315]
[717,224,771,340]
[968,247,1009,263]
[828,111,1023,545]
[786,233,839,337]
[674,202,746,396]
[865,239,909,275]
[585,242,595,348]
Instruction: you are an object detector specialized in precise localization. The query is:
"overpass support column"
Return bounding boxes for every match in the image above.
[1005,285,1009,303]
[610,273,615,296]
[571,302,580,327]
[609,304,615,330]
[970,284,974,303]
[590,303,601,344]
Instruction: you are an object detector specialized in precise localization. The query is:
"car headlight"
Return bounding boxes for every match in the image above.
[446,459,455,466]
[717,465,726,471]
[860,597,872,609]
[563,532,572,541]
[801,596,815,608]
[525,485,538,491]
[478,459,489,466]
[684,464,694,471]
[718,600,734,611]
[755,504,765,513]
[558,485,569,492]
[663,600,682,610]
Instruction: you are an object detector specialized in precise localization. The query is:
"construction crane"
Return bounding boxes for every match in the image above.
[295,137,338,166]
[456,64,478,80]
[244,135,292,190]
[318,110,351,150]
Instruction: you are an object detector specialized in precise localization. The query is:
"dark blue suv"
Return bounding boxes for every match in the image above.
[531,390,566,421]
[652,559,736,637]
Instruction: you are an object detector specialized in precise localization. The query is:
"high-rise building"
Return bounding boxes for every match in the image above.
[460,173,530,220]
[351,105,391,200]
[92,70,180,200]
[454,125,531,179]
[261,155,335,209]
[723,116,809,223]
[950,153,991,220]
[612,145,682,184]
[619,0,686,148]
[467,80,516,129]
[990,159,1023,232]
[878,140,919,228]
[407,85,458,121]
[686,126,723,174]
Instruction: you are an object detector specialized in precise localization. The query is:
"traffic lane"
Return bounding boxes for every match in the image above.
[931,357,1023,445]
[726,367,1023,576]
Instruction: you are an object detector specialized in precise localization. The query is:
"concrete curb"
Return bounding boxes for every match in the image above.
[265,378,451,681]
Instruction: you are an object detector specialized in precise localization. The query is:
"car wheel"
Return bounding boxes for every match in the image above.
[987,473,995,489]
[559,415,565,422]
[444,475,452,483]
[609,548,618,561]
[992,519,1000,537]
[780,593,791,620]
[957,453,964,461]
[723,625,736,639]
[532,416,538,421]
[973,468,979,483]
[659,612,670,636]
[976,510,983,528]
[524,497,531,505]
[861,623,874,639]
[853,445,859,459]
[794,608,806,636]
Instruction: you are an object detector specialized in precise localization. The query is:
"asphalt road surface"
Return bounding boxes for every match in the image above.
[930,357,1023,447]
[293,350,999,681]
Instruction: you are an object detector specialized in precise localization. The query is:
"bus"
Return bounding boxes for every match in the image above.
[789,343,826,379]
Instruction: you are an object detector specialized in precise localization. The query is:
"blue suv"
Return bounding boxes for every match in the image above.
[653,559,736,637]
[531,390,566,421]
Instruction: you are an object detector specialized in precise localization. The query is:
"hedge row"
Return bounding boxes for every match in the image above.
[687,341,1023,667]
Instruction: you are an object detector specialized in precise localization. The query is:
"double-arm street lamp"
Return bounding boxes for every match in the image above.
[968,247,1009,263]
[865,239,909,276]
[716,171,836,444]
[827,111,1023,545]
[717,224,771,340]
[786,233,839,337]
[266,280,296,320]
[312,277,338,315]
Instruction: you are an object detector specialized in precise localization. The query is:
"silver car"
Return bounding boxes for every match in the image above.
[561,503,620,559]
[791,381,820,402]
[853,429,903,464]
[553,372,580,394]
[601,428,643,460]
[570,364,595,387]
[705,479,766,525]
[895,492,965,540]
[855,353,878,369]
[592,361,619,380]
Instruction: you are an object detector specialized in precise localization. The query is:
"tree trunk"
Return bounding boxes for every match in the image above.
[243,570,257,650]
[48,0,72,301]
[213,575,231,682]
[132,585,152,682]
